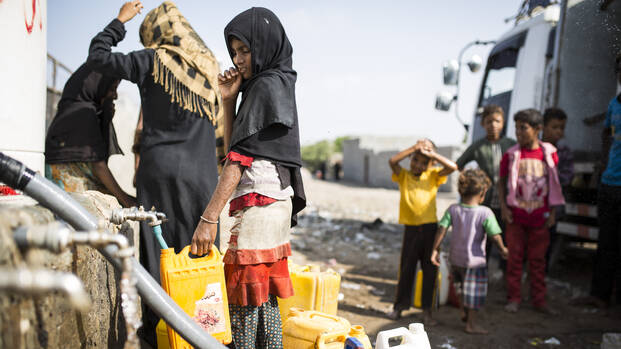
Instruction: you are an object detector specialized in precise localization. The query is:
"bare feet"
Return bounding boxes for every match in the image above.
[465,323,489,335]
[387,309,401,320]
[534,305,559,315]
[504,302,519,313]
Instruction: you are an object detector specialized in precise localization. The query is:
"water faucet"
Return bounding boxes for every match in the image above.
[0,268,91,312]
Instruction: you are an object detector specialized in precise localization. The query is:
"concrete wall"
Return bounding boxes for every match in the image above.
[0,192,139,349]
[343,137,461,193]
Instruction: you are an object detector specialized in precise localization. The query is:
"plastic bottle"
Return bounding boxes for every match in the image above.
[408,323,431,349]
[345,337,364,349]
[375,323,431,349]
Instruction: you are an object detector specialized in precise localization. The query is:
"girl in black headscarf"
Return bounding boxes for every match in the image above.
[191,7,305,348]
[45,63,136,208]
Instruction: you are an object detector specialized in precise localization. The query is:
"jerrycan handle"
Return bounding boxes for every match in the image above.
[375,327,414,349]
[179,245,221,263]
[316,330,347,349]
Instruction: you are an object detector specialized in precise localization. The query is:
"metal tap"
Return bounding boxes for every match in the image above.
[14,222,141,349]
[110,206,167,227]
[0,268,91,312]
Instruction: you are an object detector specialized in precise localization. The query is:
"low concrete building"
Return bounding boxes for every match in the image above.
[342,136,462,193]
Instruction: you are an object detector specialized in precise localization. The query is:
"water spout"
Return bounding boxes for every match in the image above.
[0,268,91,312]
[14,223,141,349]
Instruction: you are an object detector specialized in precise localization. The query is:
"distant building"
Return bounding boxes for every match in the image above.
[342,136,462,193]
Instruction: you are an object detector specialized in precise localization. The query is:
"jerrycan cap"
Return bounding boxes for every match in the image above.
[350,325,364,335]
[287,307,304,317]
[309,264,321,272]
[409,323,425,334]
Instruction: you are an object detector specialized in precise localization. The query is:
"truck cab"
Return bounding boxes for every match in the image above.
[437,0,621,258]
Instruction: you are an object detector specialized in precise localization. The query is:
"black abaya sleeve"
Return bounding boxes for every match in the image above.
[88,19,154,85]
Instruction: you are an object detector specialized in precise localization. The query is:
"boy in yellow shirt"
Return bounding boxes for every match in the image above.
[387,139,458,324]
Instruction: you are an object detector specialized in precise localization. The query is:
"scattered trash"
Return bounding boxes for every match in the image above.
[341,282,361,290]
[290,239,309,251]
[439,337,457,349]
[602,333,621,349]
[366,252,381,260]
[530,337,561,346]
[326,258,337,267]
[543,337,560,345]
[311,230,323,237]
[529,337,543,346]
[361,218,384,230]
[338,293,345,301]
[581,307,598,314]
[370,287,385,296]
[355,304,366,309]
[354,232,374,244]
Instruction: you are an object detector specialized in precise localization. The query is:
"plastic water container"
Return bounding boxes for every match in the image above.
[345,337,364,349]
[438,251,450,305]
[413,266,442,308]
[160,245,232,347]
[375,323,431,349]
[278,263,341,323]
[156,319,170,349]
[282,308,351,349]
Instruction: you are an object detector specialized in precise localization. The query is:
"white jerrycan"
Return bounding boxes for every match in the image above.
[375,323,431,349]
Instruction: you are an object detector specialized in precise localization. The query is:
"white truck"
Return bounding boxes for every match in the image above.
[435,0,621,263]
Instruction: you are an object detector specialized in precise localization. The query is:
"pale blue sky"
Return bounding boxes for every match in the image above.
[48,1,518,145]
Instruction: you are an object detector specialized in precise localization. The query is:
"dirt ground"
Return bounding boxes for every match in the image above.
[278,173,620,349]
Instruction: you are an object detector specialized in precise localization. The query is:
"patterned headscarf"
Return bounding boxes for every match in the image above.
[139,1,221,125]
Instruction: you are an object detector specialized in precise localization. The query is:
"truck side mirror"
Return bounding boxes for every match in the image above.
[442,60,459,85]
[467,54,483,73]
[435,91,455,111]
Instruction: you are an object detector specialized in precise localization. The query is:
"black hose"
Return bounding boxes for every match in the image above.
[0,152,35,190]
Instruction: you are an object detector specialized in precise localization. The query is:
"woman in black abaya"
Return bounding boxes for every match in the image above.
[87,1,222,345]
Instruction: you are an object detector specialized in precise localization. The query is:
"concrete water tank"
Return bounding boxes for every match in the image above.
[0,0,47,173]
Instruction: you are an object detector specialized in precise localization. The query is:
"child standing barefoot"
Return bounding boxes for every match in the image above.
[387,139,458,325]
[431,169,508,334]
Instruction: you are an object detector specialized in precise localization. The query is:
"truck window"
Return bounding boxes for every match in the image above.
[471,31,527,141]
[483,67,516,100]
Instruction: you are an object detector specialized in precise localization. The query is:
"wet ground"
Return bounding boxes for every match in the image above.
[280,173,621,349]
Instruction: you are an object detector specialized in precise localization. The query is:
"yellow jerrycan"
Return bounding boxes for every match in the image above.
[282,308,351,349]
[160,245,232,347]
[156,319,170,349]
[278,263,341,323]
[413,266,441,308]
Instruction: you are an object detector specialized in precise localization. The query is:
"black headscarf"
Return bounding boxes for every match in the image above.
[225,8,300,163]
[46,63,122,163]
[224,7,306,223]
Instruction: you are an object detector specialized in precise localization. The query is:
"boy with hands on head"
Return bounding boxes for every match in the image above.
[388,139,457,325]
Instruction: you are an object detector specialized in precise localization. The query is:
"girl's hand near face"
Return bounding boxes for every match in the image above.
[117,1,143,24]
[218,67,242,102]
